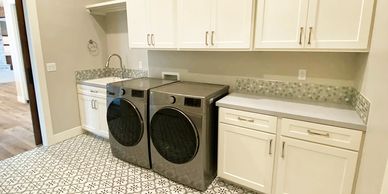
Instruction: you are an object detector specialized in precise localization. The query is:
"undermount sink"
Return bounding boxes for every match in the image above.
[83,77,131,86]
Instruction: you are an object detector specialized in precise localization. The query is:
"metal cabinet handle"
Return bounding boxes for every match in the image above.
[90,90,98,93]
[307,130,330,137]
[281,141,285,158]
[299,27,304,45]
[94,100,97,110]
[269,139,273,155]
[308,27,313,45]
[211,31,215,46]
[205,31,209,46]
[237,117,254,123]
[151,34,155,46]
[147,34,151,46]
[91,99,96,109]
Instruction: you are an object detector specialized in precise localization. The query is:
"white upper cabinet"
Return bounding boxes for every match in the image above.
[255,0,309,48]
[275,137,358,194]
[128,0,177,49]
[127,0,149,48]
[212,0,253,49]
[255,0,374,50]
[306,0,374,49]
[177,0,212,49]
[178,0,253,49]
[149,0,177,48]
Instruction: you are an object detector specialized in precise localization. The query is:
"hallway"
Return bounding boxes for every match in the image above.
[0,82,35,160]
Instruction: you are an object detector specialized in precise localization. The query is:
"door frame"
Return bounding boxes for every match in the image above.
[11,0,43,145]
[11,0,58,146]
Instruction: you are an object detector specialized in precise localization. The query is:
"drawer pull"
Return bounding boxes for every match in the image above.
[90,90,98,93]
[269,139,273,155]
[281,141,285,158]
[307,130,330,137]
[237,117,254,123]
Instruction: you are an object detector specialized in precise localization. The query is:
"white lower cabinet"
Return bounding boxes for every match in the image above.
[217,107,362,194]
[78,94,99,132]
[218,123,275,193]
[275,137,358,194]
[77,85,109,139]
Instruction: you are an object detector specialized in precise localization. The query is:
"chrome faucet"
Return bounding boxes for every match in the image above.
[105,54,124,79]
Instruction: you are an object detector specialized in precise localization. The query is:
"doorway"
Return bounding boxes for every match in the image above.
[0,0,42,160]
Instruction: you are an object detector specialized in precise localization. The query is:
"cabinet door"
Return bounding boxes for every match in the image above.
[212,0,253,49]
[306,0,374,49]
[255,0,309,49]
[177,0,212,48]
[78,95,98,132]
[127,0,150,48]
[275,137,358,194]
[149,0,177,48]
[95,97,109,139]
[218,123,275,193]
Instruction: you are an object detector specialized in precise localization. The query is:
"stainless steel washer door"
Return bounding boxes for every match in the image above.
[107,98,144,146]
[150,107,199,164]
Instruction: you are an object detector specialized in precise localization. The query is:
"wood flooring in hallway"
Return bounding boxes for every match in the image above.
[0,82,35,160]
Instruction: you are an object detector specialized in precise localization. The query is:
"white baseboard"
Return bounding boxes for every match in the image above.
[17,96,28,104]
[53,126,84,144]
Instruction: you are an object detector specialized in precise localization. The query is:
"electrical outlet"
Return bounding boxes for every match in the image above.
[138,61,143,69]
[298,69,307,80]
[46,63,57,72]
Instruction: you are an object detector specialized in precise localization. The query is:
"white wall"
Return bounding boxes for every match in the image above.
[354,0,388,193]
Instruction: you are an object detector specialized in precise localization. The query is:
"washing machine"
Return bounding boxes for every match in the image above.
[106,78,175,169]
[149,81,229,191]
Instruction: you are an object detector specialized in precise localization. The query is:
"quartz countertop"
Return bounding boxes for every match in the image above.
[216,93,366,131]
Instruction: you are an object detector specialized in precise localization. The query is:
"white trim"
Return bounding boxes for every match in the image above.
[17,95,27,104]
[53,126,84,144]
[23,0,55,146]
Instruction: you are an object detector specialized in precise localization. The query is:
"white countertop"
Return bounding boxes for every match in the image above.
[78,77,132,88]
[216,93,366,131]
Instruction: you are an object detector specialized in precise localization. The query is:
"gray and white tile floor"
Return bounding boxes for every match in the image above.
[0,134,258,194]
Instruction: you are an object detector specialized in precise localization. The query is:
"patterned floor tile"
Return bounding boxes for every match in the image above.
[0,134,258,194]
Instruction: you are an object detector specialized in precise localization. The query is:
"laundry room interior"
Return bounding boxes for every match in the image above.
[1,0,388,194]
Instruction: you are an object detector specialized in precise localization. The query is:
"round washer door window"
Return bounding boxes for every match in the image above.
[150,107,199,164]
[107,98,143,146]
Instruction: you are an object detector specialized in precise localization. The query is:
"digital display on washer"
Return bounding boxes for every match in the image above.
[131,90,144,98]
[184,97,201,107]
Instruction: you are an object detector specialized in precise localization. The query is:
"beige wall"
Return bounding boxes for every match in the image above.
[105,11,148,70]
[148,51,361,87]
[354,0,388,193]
[36,0,108,134]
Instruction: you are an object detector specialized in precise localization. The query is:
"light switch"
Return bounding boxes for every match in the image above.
[46,63,57,72]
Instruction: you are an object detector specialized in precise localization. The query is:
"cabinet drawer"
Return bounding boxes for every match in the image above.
[281,118,362,151]
[219,108,277,134]
[77,84,106,98]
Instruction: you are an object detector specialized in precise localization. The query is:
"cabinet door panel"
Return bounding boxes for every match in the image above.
[178,0,212,48]
[255,0,309,48]
[275,137,358,194]
[127,0,149,48]
[213,0,253,49]
[149,0,176,48]
[218,123,275,193]
[96,98,109,138]
[78,95,98,132]
[306,0,374,49]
